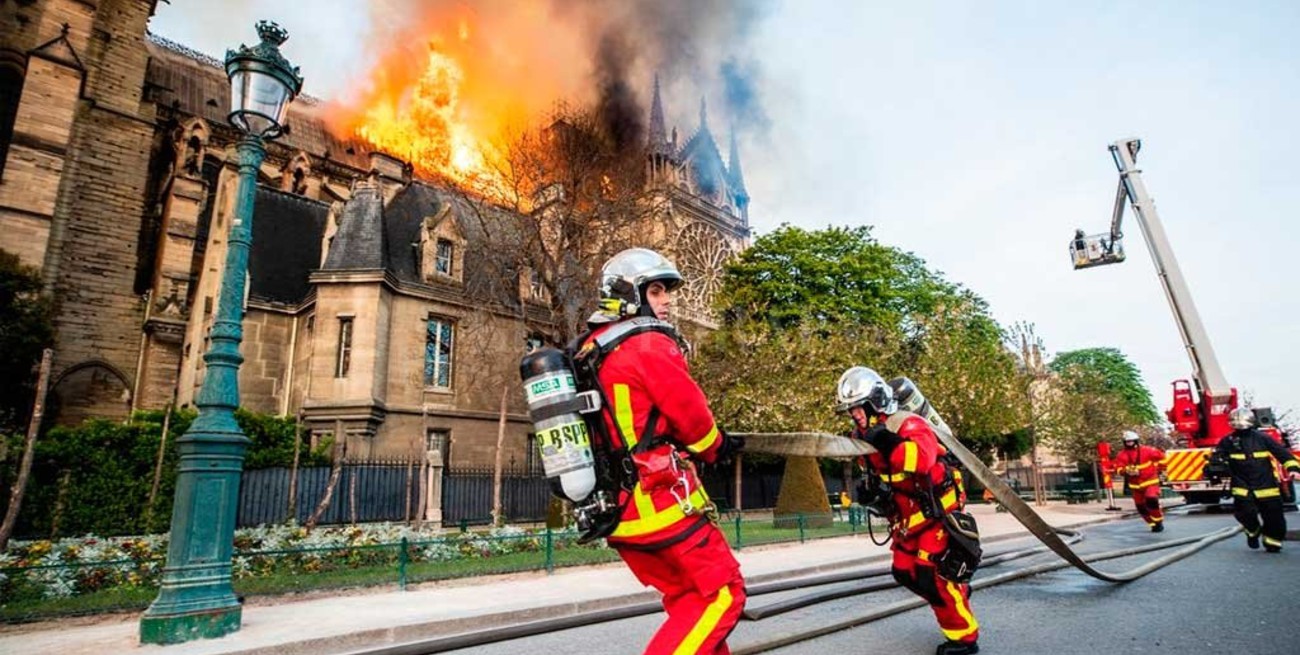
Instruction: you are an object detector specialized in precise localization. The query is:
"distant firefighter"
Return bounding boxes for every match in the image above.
[1109,431,1166,532]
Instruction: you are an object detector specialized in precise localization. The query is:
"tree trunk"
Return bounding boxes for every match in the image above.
[491,384,508,527]
[142,402,173,530]
[286,413,302,523]
[306,419,346,531]
[0,348,53,551]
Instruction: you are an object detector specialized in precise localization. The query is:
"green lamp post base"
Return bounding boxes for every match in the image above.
[139,603,242,645]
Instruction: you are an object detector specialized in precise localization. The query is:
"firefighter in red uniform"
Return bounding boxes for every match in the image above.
[1109,431,1166,532]
[1210,408,1300,552]
[577,248,745,655]
[837,367,980,655]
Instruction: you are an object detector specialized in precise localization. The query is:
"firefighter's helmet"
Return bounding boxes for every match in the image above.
[1229,407,1256,430]
[594,248,683,321]
[835,366,898,415]
[1122,430,1140,444]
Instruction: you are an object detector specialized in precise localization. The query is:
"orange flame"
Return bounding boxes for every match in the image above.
[326,3,596,190]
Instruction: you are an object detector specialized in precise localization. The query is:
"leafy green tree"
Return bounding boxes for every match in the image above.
[700,225,1022,458]
[0,251,55,433]
[1049,348,1159,425]
[1038,347,1160,464]
[715,224,956,330]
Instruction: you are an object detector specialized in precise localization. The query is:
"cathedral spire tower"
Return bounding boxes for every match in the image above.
[648,74,668,154]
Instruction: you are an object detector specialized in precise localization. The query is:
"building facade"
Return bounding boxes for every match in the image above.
[0,0,752,467]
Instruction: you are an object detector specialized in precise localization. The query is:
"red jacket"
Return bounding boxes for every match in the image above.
[1110,445,1166,489]
[856,411,963,537]
[584,323,723,548]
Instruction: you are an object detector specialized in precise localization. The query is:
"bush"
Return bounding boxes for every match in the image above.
[0,409,329,540]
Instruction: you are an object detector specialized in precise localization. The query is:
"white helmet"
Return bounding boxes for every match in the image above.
[594,248,683,320]
[1122,430,1140,444]
[835,366,897,415]
[1228,407,1255,430]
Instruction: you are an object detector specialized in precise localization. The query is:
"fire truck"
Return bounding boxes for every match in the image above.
[1071,138,1297,506]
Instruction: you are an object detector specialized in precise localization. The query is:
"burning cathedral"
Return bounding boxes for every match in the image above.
[0,0,752,468]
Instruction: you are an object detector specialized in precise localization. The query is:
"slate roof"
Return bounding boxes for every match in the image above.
[144,33,374,169]
[248,186,329,304]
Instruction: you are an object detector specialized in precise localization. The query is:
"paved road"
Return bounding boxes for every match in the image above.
[459,511,1295,655]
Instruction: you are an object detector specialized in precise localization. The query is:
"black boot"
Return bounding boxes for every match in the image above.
[936,640,979,655]
[1246,533,1260,550]
[1150,522,1164,533]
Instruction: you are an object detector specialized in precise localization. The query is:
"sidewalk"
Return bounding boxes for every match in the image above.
[0,502,1130,655]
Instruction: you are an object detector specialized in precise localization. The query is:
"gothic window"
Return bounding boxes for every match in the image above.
[424,317,455,389]
[675,222,736,318]
[0,53,26,181]
[335,317,354,378]
[435,239,453,276]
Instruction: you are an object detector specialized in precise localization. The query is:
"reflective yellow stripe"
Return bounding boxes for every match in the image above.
[613,384,638,448]
[941,579,979,641]
[917,549,931,562]
[673,584,733,655]
[1230,454,1247,460]
[1252,451,1272,458]
[687,424,720,455]
[903,491,960,531]
[1130,478,1160,489]
[1233,486,1281,498]
[1263,536,1283,547]
[902,442,919,473]
[633,484,656,522]
[881,471,908,483]
[611,488,710,538]
[1286,461,1300,471]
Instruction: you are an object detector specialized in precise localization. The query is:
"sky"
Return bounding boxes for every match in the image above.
[149,1,1300,421]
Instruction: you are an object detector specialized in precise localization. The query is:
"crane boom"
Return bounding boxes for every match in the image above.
[1106,138,1232,405]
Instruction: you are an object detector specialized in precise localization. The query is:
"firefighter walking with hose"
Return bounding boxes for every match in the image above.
[838,366,981,655]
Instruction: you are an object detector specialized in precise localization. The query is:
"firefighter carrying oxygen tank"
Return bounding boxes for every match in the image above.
[569,247,745,655]
[838,366,981,655]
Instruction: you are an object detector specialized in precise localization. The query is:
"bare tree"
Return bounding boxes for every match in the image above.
[306,419,347,531]
[0,348,52,550]
[457,105,669,346]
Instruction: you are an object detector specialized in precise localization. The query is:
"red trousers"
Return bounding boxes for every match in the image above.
[892,523,979,644]
[617,523,746,655]
[1130,484,1164,526]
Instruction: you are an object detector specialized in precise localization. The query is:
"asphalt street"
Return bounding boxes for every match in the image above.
[457,511,1295,655]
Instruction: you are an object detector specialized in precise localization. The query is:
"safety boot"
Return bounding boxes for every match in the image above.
[1246,534,1260,549]
[1265,545,1282,553]
[1150,522,1164,533]
[936,640,979,655]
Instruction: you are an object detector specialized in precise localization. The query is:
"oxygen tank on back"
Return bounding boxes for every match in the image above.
[520,347,596,502]
[889,376,954,435]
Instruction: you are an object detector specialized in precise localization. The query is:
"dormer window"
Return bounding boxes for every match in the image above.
[435,239,453,276]
[420,206,465,284]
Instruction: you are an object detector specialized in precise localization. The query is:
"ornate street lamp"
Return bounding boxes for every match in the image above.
[140,20,302,645]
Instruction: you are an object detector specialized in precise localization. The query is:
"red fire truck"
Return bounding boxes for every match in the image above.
[1071,138,1296,506]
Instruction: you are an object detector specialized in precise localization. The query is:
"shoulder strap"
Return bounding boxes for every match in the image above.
[884,410,920,433]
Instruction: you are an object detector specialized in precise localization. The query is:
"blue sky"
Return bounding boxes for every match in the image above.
[151,2,1300,423]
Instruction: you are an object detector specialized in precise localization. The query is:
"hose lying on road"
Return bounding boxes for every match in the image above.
[731,525,1240,655]
[742,535,1082,621]
[933,421,1206,583]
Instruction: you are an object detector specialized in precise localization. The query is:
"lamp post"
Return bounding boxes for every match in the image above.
[140,20,301,645]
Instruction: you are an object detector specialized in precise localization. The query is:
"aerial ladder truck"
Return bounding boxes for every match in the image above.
[1071,138,1296,506]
